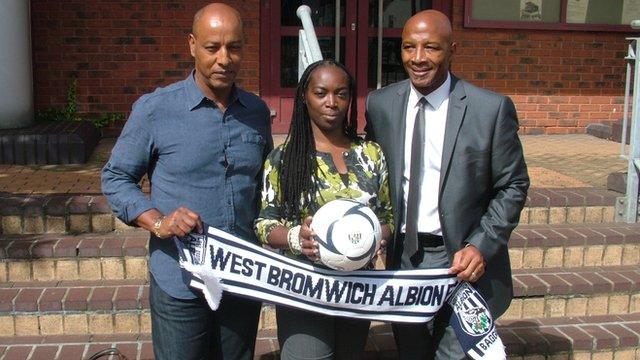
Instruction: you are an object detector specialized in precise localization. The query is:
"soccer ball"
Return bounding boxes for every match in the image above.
[311,199,382,271]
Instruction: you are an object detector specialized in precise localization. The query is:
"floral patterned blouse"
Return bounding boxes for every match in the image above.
[254,138,394,256]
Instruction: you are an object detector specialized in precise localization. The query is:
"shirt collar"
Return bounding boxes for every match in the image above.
[408,72,451,110]
[185,70,248,111]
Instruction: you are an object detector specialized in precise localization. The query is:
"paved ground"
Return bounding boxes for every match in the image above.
[521,134,628,188]
[0,134,630,195]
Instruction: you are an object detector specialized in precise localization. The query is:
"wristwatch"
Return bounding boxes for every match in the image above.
[152,216,165,238]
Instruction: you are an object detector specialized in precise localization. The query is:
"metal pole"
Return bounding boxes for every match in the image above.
[0,0,34,129]
[621,47,632,157]
[624,37,640,223]
[297,5,323,62]
[376,0,383,89]
[297,5,323,80]
[335,0,340,62]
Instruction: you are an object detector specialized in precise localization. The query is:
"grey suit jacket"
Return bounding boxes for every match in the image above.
[364,76,529,317]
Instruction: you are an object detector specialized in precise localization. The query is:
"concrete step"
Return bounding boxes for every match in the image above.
[0,230,149,282]
[1,265,638,335]
[0,194,129,235]
[1,314,639,359]
[518,188,618,225]
[506,265,640,320]
[509,223,640,269]
[0,280,151,337]
[3,221,639,282]
[0,333,154,360]
[0,280,273,336]
[497,313,640,359]
[0,188,621,236]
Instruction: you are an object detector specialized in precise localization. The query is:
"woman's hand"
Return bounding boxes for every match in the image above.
[299,216,320,262]
[371,223,391,263]
[376,239,387,256]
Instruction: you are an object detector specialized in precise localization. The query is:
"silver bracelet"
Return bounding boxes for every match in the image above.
[287,225,302,255]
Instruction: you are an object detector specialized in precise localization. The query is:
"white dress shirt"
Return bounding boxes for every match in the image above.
[401,73,451,236]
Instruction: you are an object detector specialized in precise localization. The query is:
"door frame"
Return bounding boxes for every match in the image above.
[260,0,452,133]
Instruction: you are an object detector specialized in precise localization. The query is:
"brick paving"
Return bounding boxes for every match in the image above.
[521,134,628,188]
[0,134,630,195]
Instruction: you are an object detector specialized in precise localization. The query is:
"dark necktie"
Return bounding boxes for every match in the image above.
[403,97,427,261]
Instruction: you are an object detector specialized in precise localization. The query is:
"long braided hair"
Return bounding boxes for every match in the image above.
[280,59,358,221]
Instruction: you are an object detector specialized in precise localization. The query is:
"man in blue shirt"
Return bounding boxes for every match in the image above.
[101,3,273,359]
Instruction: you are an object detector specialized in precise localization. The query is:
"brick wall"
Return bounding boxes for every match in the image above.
[449,0,630,135]
[31,0,632,134]
[31,0,261,116]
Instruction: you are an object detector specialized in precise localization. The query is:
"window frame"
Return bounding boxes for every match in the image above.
[464,0,640,32]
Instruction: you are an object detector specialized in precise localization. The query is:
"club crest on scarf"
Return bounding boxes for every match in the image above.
[451,285,492,336]
[178,233,208,266]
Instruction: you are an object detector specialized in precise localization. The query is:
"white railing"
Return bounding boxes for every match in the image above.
[296,5,323,80]
[620,34,640,223]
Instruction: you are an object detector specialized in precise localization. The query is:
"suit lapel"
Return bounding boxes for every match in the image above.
[439,76,468,193]
[391,81,410,215]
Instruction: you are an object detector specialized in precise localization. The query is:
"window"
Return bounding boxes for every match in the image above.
[464,0,640,31]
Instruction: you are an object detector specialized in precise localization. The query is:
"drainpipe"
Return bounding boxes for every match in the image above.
[0,0,34,129]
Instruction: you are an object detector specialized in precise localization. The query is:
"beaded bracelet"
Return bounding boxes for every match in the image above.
[287,225,302,255]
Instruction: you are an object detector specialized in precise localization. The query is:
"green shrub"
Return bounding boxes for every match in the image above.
[35,77,124,128]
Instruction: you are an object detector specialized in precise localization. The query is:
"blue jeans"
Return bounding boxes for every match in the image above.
[149,274,261,360]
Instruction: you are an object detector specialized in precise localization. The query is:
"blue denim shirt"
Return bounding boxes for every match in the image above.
[101,73,273,299]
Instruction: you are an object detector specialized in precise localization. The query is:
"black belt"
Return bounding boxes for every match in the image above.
[417,232,444,247]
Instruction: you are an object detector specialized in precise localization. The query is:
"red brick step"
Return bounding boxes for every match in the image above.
[0,230,148,260]
[505,265,640,320]
[0,188,621,235]
[0,313,638,359]
[0,265,638,335]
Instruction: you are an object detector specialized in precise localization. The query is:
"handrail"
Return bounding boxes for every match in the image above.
[621,37,640,223]
[621,42,632,157]
[296,5,323,80]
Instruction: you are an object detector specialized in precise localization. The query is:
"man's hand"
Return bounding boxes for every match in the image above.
[449,244,485,282]
[157,207,203,238]
[299,216,319,261]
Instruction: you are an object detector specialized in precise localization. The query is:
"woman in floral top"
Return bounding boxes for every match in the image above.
[254,59,393,359]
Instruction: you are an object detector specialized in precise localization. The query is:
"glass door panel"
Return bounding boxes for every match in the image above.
[368,0,433,28]
[367,37,405,88]
[364,0,433,90]
[280,36,346,88]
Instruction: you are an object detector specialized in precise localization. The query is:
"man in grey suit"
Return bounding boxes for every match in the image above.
[365,10,529,359]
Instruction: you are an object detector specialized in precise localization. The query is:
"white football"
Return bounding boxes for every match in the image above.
[311,199,382,271]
